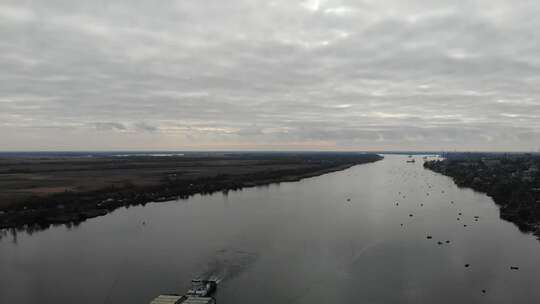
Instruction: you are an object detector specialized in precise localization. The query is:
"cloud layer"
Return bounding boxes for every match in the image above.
[1,0,540,151]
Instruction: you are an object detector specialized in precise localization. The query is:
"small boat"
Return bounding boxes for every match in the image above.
[406,159,415,163]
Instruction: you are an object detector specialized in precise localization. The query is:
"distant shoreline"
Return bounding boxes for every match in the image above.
[0,153,383,232]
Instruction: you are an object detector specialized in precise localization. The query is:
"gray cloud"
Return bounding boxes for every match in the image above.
[1,0,540,151]
[91,122,127,132]
[134,122,158,132]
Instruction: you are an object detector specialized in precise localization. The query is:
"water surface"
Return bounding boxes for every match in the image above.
[2,155,540,304]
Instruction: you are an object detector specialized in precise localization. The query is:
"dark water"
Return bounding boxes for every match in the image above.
[2,155,540,304]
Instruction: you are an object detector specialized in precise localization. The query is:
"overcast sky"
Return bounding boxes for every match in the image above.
[1,0,540,151]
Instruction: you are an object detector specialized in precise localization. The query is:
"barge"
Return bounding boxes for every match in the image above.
[150,279,218,304]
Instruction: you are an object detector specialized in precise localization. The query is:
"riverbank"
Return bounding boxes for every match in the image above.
[424,154,540,238]
[0,152,383,231]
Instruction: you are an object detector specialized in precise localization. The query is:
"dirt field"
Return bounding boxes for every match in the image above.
[0,152,382,210]
[0,152,383,230]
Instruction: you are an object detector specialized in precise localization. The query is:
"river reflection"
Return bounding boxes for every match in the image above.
[2,155,540,304]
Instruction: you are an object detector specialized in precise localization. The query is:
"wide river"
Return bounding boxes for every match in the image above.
[2,155,540,304]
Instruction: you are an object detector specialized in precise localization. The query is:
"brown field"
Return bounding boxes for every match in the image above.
[0,152,381,210]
